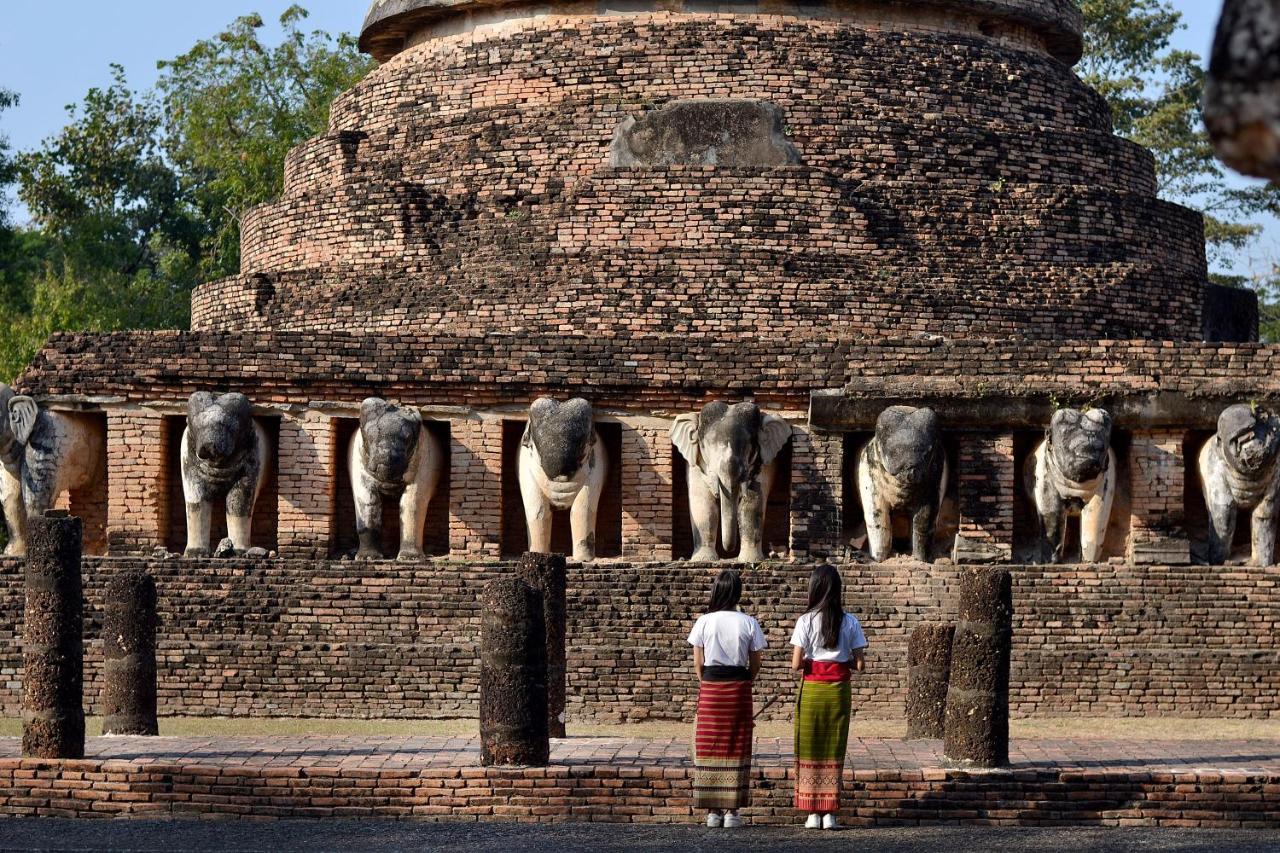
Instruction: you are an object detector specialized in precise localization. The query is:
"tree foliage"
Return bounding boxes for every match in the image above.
[157,5,372,278]
[1078,0,1276,270]
[0,7,371,381]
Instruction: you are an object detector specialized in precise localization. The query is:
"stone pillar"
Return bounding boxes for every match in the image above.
[516,552,568,738]
[101,571,159,736]
[106,410,167,554]
[620,422,673,561]
[906,623,954,740]
[944,567,1013,767]
[1128,430,1191,565]
[23,513,85,759]
[450,417,503,559]
[790,427,843,560]
[480,577,549,766]
[952,432,1014,564]
[277,410,336,558]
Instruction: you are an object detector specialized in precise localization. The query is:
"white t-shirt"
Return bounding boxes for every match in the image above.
[687,611,768,668]
[789,611,868,663]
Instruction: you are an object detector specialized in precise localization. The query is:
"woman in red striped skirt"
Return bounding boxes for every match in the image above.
[687,569,766,829]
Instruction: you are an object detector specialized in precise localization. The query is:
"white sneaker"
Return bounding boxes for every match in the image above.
[706,813,723,828]
[822,813,839,830]
[723,812,743,828]
[804,813,822,829]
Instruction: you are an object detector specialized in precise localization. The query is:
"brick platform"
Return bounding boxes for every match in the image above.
[0,735,1276,826]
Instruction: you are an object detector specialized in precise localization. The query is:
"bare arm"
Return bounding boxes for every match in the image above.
[694,646,704,681]
[852,649,866,673]
[791,645,805,672]
[748,649,762,680]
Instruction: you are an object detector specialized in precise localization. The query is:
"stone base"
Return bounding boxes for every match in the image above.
[1128,535,1193,566]
[0,735,1275,826]
[951,537,1011,564]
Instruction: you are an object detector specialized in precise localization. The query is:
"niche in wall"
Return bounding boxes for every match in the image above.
[840,431,957,560]
[500,419,622,560]
[49,411,109,556]
[1012,427,1132,563]
[163,415,280,553]
[670,441,793,561]
[330,417,451,559]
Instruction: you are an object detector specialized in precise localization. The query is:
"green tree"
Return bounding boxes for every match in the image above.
[1078,0,1275,271]
[157,5,373,278]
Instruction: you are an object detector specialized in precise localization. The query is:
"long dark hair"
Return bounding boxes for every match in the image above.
[806,564,844,649]
[707,569,743,613]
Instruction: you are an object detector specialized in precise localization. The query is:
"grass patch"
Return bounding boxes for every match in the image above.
[0,716,1274,740]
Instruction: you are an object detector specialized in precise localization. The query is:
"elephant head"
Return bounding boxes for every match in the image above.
[1217,403,1280,478]
[359,398,422,489]
[1047,408,1113,483]
[187,392,256,469]
[874,406,943,488]
[671,401,792,555]
[526,397,595,482]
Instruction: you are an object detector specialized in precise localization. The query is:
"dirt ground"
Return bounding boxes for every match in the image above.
[0,716,1275,740]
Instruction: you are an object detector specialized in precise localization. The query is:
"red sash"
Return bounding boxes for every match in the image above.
[803,660,852,682]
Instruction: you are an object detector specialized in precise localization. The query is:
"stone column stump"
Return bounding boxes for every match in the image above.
[906,623,955,740]
[480,577,549,766]
[102,570,159,736]
[516,552,568,738]
[23,512,85,759]
[943,567,1013,766]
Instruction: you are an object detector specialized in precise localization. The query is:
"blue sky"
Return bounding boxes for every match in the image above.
[0,1,1272,276]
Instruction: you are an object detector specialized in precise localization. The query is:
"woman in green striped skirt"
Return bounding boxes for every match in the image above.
[789,564,867,830]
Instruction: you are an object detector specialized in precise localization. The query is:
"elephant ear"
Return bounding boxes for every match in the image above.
[8,396,39,445]
[188,391,218,420]
[670,413,700,467]
[758,415,792,465]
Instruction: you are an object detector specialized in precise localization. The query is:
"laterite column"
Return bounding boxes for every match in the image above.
[944,567,1013,766]
[102,571,159,736]
[516,552,568,738]
[480,577,550,766]
[906,624,954,740]
[23,513,85,758]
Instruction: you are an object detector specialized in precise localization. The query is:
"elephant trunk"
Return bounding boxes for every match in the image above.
[719,481,739,553]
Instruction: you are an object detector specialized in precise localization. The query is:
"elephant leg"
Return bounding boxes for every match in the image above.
[857,451,892,562]
[687,474,719,562]
[910,501,936,563]
[184,501,212,558]
[1038,502,1068,564]
[518,459,553,555]
[1080,493,1111,564]
[1,466,26,556]
[735,479,767,564]
[1251,501,1277,566]
[569,480,601,562]
[1206,499,1236,566]
[397,479,430,562]
[354,484,384,561]
[225,479,256,554]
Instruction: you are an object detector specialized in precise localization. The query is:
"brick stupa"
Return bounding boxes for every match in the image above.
[3,0,1276,723]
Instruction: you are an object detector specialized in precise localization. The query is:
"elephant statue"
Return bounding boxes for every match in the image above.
[349,398,444,561]
[181,391,270,557]
[1205,0,1280,181]
[518,397,607,562]
[1198,403,1280,565]
[0,385,106,556]
[670,402,792,563]
[1024,408,1116,564]
[856,406,947,563]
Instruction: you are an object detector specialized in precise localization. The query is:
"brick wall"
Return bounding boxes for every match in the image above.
[0,558,1273,720]
[953,433,1015,562]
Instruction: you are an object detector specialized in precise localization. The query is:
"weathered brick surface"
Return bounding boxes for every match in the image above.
[0,558,1274,720]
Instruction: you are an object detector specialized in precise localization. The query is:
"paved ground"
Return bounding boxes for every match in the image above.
[0,820,1276,851]
[1,734,1276,773]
